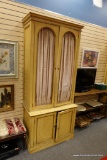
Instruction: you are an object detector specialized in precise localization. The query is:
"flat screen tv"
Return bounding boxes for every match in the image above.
[75,68,97,92]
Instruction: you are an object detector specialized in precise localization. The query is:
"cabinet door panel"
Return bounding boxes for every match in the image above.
[34,113,56,145]
[33,22,59,109]
[55,26,79,106]
[56,109,76,141]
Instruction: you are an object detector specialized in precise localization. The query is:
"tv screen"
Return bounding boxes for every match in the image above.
[75,68,97,92]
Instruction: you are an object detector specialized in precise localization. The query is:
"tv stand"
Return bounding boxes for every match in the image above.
[74,89,107,128]
[75,85,94,93]
[78,88,91,93]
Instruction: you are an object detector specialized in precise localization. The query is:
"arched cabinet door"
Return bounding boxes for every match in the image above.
[33,22,59,109]
[54,26,79,106]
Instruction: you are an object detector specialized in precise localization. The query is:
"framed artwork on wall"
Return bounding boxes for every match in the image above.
[0,40,18,78]
[81,48,99,68]
[0,85,14,112]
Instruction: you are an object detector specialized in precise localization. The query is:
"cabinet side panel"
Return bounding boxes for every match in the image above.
[23,109,34,148]
[24,24,31,111]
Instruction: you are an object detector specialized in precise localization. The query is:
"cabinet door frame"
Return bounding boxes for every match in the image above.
[33,112,56,146]
[32,22,59,110]
[54,26,80,107]
[55,108,76,141]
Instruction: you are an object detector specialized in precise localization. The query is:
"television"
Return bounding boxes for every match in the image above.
[75,68,97,92]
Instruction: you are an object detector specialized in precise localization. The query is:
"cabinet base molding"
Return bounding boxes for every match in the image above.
[28,134,74,154]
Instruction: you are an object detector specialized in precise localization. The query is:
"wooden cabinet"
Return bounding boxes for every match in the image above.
[23,12,83,153]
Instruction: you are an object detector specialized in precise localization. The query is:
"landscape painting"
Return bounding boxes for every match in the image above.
[0,85,14,112]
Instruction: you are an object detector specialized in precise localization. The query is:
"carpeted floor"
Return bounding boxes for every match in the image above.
[8,118,107,160]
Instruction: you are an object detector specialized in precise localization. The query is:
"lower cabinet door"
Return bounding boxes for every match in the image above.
[34,112,56,146]
[56,108,76,141]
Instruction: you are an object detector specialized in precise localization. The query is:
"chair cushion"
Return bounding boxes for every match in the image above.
[0,118,26,138]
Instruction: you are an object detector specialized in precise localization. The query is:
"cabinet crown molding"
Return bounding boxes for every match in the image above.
[22,12,84,30]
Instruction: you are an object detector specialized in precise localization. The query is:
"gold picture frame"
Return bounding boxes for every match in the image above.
[0,85,14,112]
[0,40,18,78]
[81,48,100,68]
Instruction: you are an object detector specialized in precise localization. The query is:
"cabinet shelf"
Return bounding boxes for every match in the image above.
[74,89,107,128]
[75,103,106,128]
[76,111,106,128]
[76,103,106,115]
[75,89,107,97]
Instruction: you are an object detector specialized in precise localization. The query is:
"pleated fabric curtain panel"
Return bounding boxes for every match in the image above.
[58,32,75,103]
[36,28,55,106]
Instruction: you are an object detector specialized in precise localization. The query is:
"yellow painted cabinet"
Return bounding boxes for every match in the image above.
[23,12,83,154]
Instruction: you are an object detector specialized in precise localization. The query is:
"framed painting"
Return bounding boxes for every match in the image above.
[0,85,14,112]
[81,48,99,68]
[0,40,18,78]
